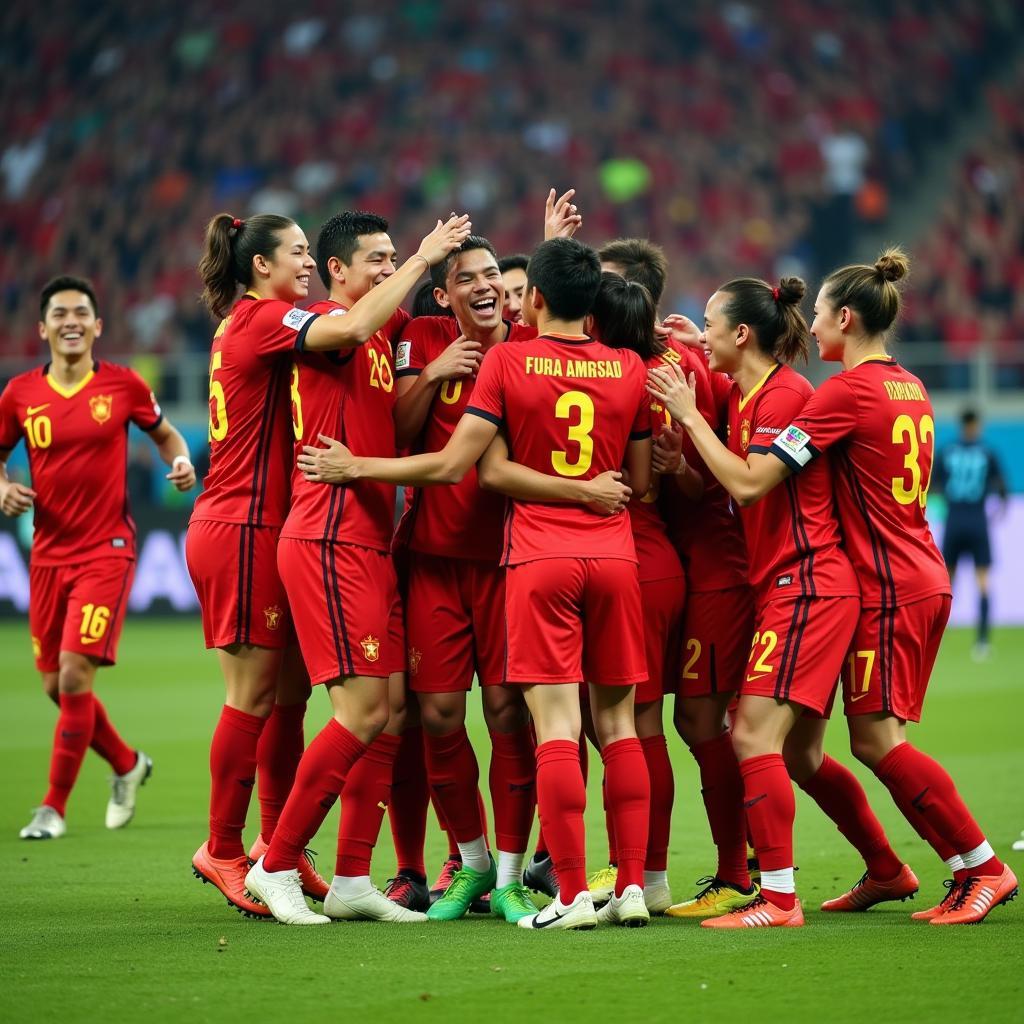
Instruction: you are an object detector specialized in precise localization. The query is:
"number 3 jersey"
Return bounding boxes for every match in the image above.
[0,360,163,565]
[280,300,409,549]
[467,333,651,566]
[769,356,950,608]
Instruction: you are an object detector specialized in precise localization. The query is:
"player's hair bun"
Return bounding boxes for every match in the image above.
[874,247,909,283]
[776,277,806,306]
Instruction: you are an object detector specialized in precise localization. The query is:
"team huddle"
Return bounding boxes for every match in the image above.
[1,189,1017,931]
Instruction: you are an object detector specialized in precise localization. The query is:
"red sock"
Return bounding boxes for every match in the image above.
[875,742,1002,877]
[881,768,957,862]
[388,726,429,875]
[424,726,484,843]
[798,755,903,881]
[536,740,588,900]
[336,731,400,876]
[691,732,750,889]
[432,796,460,859]
[207,705,265,859]
[740,753,796,910]
[602,774,618,866]
[489,727,535,852]
[639,734,674,872]
[89,695,136,776]
[256,702,306,842]
[263,719,366,872]
[42,692,96,817]
[601,738,650,894]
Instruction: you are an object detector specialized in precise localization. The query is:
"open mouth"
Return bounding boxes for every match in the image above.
[61,332,84,342]
[296,274,310,287]
[470,298,498,316]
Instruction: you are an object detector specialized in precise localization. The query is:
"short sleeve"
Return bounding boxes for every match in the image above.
[394,318,436,378]
[0,383,22,452]
[126,370,164,431]
[251,300,320,357]
[465,345,505,426]
[768,375,857,471]
[385,307,412,348]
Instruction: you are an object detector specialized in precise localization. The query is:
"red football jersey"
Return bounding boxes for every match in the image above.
[191,293,321,528]
[280,301,407,550]
[769,356,950,608]
[394,316,536,561]
[727,363,857,605]
[467,333,651,566]
[0,360,163,566]
[660,347,749,593]
[629,340,690,583]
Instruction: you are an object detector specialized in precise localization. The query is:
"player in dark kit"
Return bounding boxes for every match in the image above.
[299,237,653,930]
[934,409,1007,660]
[1,276,195,841]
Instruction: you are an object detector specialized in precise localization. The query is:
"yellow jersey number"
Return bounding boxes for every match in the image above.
[208,351,228,442]
[368,347,394,393]
[891,413,935,508]
[290,364,304,441]
[551,391,595,477]
[24,412,53,449]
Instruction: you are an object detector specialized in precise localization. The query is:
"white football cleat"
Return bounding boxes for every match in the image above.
[1012,831,1024,853]
[596,884,650,927]
[20,806,66,840]
[644,879,673,915]
[325,884,428,923]
[244,856,330,925]
[105,751,153,829]
[517,890,598,931]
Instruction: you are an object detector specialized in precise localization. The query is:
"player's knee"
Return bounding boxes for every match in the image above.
[483,692,528,734]
[782,746,819,785]
[41,673,60,703]
[57,655,95,695]
[730,719,767,762]
[361,700,392,739]
[420,699,464,736]
[848,732,884,769]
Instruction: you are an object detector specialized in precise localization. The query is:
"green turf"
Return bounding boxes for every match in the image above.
[2,620,1021,1023]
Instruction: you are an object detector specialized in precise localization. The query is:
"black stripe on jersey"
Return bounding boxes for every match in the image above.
[320,490,350,678]
[395,368,421,378]
[465,406,502,428]
[783,477,816,598]
[322,399,355,675]
[255,362,286,529]
[774,596,811,703]
[294,312,321,351]
[235,525,248,644]
[141,414,164,432]
[837,451,897,610]
[101,563,133,663]
[768,440,821,473]
[630,428,653,441]
[879,604,895,715]
[500,502,515,568]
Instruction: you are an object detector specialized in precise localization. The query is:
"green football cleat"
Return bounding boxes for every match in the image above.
[426,856,497,921]
[490,882,538,923]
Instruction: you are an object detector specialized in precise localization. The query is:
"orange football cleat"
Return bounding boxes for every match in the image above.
[192,841,270,919]
[248,834,329,903]
[930,864,1018,926]
[820,864,919,912]
[911,879,961,921]
[701,894,804,929]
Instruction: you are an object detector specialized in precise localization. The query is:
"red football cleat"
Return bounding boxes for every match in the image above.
[820,864,919,912]
[931,864,1018,926]
[192,841,270,919]
[701,894,804,929]
[911,880,961,921]
[248,834,329,903]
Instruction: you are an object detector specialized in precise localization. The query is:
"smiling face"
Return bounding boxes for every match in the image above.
[257,224,317,304]
[702,290,742,374]
[809,284,846,362]
[333,231,399,301]
[437,247,505,335]
[39,290,102,359]
[501,266,528,323]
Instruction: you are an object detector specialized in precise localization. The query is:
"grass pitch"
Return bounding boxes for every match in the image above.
[1,619,1022,1023]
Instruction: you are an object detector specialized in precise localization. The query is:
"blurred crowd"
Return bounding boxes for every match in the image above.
[1,0,1021,359]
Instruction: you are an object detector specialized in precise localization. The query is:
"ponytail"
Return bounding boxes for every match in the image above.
[822,246,910,336]
[718,275,809,364]
[198,212,295,319]
[591,272,659,360]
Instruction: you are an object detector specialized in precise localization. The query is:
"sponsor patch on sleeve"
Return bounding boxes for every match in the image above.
[327,307,347,317]
[282,308,315,332]
[149,391,162,417]
[772,423,814,467]
[395,340,412,371]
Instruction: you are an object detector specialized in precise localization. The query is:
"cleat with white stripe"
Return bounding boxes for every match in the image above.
[701,894,804,929]
[931,864,1018,925]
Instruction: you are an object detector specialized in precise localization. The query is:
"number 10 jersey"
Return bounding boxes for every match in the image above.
[466,333,651,566]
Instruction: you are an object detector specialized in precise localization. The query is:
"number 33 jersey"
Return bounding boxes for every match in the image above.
[0,360,163,566]
[466,333,651,566]
[769,356,950,608]
[281,301,409,550]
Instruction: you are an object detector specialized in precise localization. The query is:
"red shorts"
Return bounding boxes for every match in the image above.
[185,520,293,649]
[504,557,646,687]
[742,594,859,716]
[405,552,506,692]
[278,538,403,684]
[842,594,951,722]
[635,574,686,704]
[29,558,134,672]
[678,586,755,699]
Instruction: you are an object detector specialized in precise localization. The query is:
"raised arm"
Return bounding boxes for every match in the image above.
[302,215,472,352]
[647,363,788,506]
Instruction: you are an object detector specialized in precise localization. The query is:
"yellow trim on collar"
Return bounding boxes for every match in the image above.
[738,364,778,413]
[46,369,95,399]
